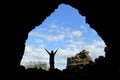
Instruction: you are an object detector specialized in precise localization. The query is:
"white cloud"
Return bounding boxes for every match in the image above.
[30,31,65,42]
[38,44,46,48]
[24,45,33,54]
[29,32,42,37]
[49,24,83,40]
[71,30,83,37]
[55,58,67,69]
[84,40,106,61]
[80,25,99,36]
[37,27,47,31]
[35,39,43,43]
[92,40,106,47]
[55,59,67,65]
[80,25,88,32]
[57,49,77,58]
[49,24,58,29]
[66,30,83,39]
[21,46,49,66]
[48,29,54,33]
[45,34,65,41]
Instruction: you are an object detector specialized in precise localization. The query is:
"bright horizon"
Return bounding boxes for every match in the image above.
[20,4,106,70]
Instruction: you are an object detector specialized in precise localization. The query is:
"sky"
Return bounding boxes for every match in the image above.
[20,4,106,70]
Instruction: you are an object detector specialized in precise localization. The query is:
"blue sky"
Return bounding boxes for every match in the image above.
[21,4,106,70]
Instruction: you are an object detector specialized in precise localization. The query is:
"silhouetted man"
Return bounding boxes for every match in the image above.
[45,48,58,69]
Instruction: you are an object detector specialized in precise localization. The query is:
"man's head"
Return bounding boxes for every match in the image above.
[51,51,54,53]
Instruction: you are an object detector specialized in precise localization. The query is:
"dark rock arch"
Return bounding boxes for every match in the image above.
[5,0,118,79]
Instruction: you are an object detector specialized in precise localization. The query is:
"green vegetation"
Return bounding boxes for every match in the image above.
[25,61,49,71]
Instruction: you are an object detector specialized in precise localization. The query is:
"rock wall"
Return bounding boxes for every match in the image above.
[66,50,93,69]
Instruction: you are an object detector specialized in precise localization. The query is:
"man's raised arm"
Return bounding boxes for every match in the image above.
[45,48,50,54]
[54,49,58,54]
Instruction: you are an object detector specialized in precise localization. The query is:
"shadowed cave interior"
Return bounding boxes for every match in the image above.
[10,0,119,80]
